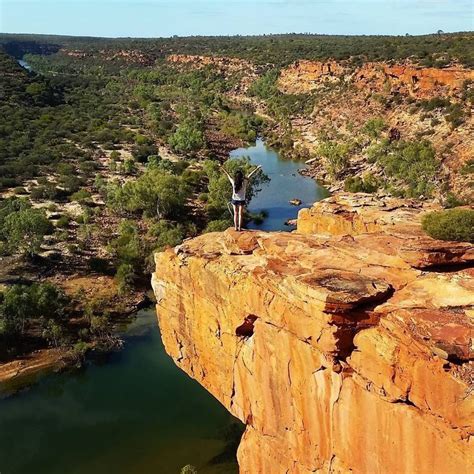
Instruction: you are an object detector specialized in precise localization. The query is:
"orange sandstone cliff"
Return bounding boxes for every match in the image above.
[278,59,474,98]
[152,193,473,473]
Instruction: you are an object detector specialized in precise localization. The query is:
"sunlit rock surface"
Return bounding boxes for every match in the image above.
[152,193,473,473]
[278,60,474,98]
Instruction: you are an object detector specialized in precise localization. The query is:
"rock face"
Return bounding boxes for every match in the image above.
[152,193,473,473]
[278,60,474,98]
[278,60,348,94]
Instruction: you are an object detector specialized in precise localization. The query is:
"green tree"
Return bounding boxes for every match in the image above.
[107,169,190,218]
[318,141,351,179]
[3,208,52,256]
[168,122,205,154]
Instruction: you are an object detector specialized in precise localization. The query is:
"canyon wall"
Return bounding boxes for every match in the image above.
[152,193,473,473]
[278,59,474,98]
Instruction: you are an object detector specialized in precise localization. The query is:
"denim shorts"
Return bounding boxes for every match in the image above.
[232,199,246,206]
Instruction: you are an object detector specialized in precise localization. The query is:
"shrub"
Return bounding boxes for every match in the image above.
[56,215,70,228]
[115,263,136,295]
[42,319,66,347]
[147,221,187,251]
[419,97,451,111]
[107,169,190,218]
[168,122,205,154]
[362,118,386,139]
[3,207,53,256]
[318,141,351,179]
[461,160,474,175]
[422,209,474,242]
[443,193,465,209]
[377,140,439,198]
[0,283,68,342]
[344,174,379,193]
[204,219,232,233]
[108,220,143,268]
[132,143,158,163]
[180,466,198,474]
[248,69,279,99]
[70,189,92,203]
[445,103,465,128]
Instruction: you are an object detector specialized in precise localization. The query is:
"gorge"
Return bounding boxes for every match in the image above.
[152,192,473,473]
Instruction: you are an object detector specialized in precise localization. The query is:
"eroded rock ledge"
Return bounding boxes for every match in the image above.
[152,193,473,473]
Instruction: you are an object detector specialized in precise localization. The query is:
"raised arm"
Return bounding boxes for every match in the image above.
[220,165,233,183]
[246,165,262,179]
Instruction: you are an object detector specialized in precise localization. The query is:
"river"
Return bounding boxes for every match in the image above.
[18,59,32,71]
[0,140,326,474]
[230,138,328,230]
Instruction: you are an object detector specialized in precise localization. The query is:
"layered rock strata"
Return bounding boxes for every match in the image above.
[152,193,473,473]
[278,60,474,98]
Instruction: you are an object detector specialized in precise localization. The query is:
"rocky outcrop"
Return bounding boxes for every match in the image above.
[166,54,258,92]
[278,60,348,94]
[354,63,474,99]
[278,60,474,98]
[152,193,473,473]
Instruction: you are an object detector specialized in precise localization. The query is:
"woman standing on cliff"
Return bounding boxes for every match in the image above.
[221,164,262,231]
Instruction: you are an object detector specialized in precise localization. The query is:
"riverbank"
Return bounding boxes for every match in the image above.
[0,270,149,397]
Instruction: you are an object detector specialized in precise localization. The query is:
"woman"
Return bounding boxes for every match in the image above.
[221,164,262,231]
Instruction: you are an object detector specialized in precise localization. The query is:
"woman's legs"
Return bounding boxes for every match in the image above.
[232,204,239,230]
[238,205,244,230]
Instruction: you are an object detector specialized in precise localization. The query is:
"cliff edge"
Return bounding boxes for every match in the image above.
[152,193,473,473]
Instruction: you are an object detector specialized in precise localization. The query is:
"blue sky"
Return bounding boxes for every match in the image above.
[1,1,473,37]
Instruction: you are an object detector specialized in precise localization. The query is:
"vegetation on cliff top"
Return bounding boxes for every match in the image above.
[422,208,474,242]
[2,32,474,67]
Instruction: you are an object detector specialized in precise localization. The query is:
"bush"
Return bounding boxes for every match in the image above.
[422,209,474,242]
[443,193,465,209]
[445,103,465,128]
[204,219,232,233]
[70,189,92,203]
[115,263,136,295]
[107,169,191,218]
[344,174,379,193]
[362,118,386,139]
[376,140,439,198]
[3,207,53,256]
[0,283,68,344]
[461,160,474,175]
[318,141,351,179]
[168,121,205,154]
[108,220,143,268]
[56,215,70,228]
[132,143,158,163]
[248,69,279,99]
[42,319,66,347]
[180,466,198,474]
[419,97,451,111]
[147,221,187,251]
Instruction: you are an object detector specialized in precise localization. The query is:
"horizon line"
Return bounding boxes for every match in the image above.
[1,30,473,40]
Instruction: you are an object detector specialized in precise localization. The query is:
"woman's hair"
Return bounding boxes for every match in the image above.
[234,169,244,193]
